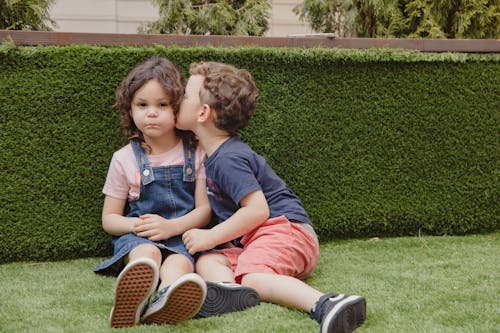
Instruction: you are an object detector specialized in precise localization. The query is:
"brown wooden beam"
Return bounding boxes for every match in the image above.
[1,30,499,53]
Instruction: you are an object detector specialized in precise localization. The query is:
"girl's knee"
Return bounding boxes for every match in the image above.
[128,244,162,265]
[163,253,193,271]
[157,254,195,287]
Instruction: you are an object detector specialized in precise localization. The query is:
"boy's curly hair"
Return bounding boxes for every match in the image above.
[189,62,259,135]
[114,56,190,151]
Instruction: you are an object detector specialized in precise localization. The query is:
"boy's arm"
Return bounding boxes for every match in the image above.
[102,195,139,236]
[134,178,212,241]
[183,190,270,254]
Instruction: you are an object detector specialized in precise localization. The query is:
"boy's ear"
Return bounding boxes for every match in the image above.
[198,103,212,123]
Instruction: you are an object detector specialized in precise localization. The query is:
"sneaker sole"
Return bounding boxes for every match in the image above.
[197,282,260,317]
[110,259,158,328]
[321,295,366,333]
[143,275,206,325]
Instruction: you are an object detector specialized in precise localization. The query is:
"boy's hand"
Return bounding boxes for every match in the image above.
[133,214,179,241]
[182,229,217,255]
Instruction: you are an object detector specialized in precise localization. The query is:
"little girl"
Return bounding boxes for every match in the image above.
[94,56,211,328]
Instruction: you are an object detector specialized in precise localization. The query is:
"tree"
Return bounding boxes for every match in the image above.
[141,0,271,36]
[293,0,500,38]
[293,0,357,36]
[0,0,56,31]
[404,0,500,38]
[293,0,352,36]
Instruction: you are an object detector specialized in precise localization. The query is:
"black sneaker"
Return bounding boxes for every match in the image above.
[197,282,260,317]
[310,293,366,333]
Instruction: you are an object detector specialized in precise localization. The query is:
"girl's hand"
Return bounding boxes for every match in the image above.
[133,214,179,241]
[182,229,217,255]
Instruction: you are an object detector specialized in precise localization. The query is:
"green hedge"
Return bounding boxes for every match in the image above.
[0,43,498,263]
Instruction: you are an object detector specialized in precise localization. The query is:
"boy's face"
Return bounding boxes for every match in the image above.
[177,75,204,131]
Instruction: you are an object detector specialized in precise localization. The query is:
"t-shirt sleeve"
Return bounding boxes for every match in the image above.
[215,154,262,205]
[102,152,131,200]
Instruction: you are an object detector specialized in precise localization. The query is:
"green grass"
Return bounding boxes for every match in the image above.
[1,233,498,333]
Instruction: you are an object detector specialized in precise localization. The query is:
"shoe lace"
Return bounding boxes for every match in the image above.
[150,286,169,304]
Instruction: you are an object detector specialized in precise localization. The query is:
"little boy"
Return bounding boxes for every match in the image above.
[177,62,366,333]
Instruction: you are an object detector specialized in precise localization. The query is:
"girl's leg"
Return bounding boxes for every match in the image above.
[158,253,194,290]
[110,244,161,328]
[126,243,162,268]
[142,253,206,325]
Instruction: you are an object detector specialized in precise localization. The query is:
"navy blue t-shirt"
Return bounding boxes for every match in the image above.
[204,136,311,227]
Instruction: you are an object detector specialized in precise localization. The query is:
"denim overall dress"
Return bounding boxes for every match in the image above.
[94,138,196,276]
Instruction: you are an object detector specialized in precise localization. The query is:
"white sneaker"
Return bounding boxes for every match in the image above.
[142,273,207,325]
[109,258,159,328]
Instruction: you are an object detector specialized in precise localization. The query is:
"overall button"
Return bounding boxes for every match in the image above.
[143,169,150,177]
[185,167,193,175]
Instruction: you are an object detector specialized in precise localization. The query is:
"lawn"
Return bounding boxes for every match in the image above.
[0,233,498,333]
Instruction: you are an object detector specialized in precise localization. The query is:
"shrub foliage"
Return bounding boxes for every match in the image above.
[0,44,498,263]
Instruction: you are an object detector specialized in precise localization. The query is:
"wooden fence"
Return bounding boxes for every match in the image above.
[1,30,499,53]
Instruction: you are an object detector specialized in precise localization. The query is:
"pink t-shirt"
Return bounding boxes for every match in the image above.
[103,140,206,200]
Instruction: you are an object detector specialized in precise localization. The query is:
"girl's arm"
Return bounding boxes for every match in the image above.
[134,178,212,241]
[182,190,269,254]
[101,195,140,236]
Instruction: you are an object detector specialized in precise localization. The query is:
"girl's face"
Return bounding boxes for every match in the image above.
[130,79,176,141]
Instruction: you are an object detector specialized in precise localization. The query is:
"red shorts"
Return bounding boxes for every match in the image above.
[215,216,320,283]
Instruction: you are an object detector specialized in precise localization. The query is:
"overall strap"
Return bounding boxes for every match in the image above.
[130,139,155,185]
[182,137,196,183]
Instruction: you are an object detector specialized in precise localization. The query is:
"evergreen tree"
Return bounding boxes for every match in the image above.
[294,0,500,38]
[405,0,500,38]
[293,0,356,36]
[351,0,406,37]
[0,0,56,31]
[141,0,271,36]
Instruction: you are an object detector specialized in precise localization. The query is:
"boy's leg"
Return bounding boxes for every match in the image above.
[241,272,321,311]
[196,252,235,282]
[233,217,365,332]
[195,252,260,317]
[142,254,206,325]
[241,272,366,333]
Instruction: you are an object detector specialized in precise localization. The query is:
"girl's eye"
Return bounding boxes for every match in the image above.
[160,103,170,108]
[138,103,147,108]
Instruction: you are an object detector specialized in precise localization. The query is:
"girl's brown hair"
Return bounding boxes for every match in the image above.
[189,62,259,136]
[114,56,189,151]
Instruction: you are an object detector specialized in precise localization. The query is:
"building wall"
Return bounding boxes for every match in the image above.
[268,0,311,36]
[50,0,313,36]
[50,0,157,33]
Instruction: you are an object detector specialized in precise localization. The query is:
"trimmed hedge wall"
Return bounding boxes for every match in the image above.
[0,43,498,263]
